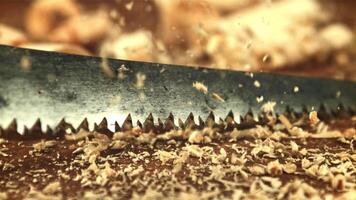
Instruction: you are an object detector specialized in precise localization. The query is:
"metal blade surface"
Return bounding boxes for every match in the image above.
[0,45,355,133]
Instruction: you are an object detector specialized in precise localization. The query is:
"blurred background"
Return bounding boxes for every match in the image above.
[1,0,356,80]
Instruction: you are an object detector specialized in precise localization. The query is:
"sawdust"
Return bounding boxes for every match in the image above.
[20,56,31,71]
[211,93,225,102]
[1,113,356,199]
[135,72,146,89]
[192,81,208,94]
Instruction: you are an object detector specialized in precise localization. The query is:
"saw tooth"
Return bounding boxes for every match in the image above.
[77,118,89,132]
[302,105,309,114]
[99,118,108,129]
[137,120,143,129]
[285,105,293,115]
[7,119,18,132]
[286,106,298,119]
[0,126,4,138]
[45,125,54,136]
[143,113,154,133]
[198,116,205,129]
[224,111,236,131]
[94,123,99,131]
[122,114,133,131]
[114,121,121,132]
[257,113,269,125]
[164,113,176,132]
[30,119,42,132]
[225,111,234,122]
[214,117,225,132]
[55,118,74,137]
[218,117,224,125]
[241,109,254,122]
[238,109,258,129]
[317,104,331,121]
[167,113,174,121]
[178,118,184,129]
[281,106,298,123]
[205,112,215,127]
[27,119,43,139]
[332,103,349,118]
[157,118,164,134]
[23,126,29,137]
[94,117,113,137]
[184,113,196,129]
[3,119,23,140]
[337,103,350,118]
[348,107,355,115]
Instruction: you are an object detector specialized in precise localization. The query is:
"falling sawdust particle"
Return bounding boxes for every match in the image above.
[118,64,129,79]
[261,101,276,113]
[256,96,264,103]
[100,58,115,79]
[20,56,31,71]
[212,93,225,102]
[135,73,146,89]
[336,91,341,98]
[262,54,270,63]
[309,111,319,125]
[125,1,134,10]
[254,80,261,88]
[193,82,208,94]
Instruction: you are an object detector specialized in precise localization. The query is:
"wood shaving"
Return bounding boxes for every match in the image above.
[309,111,320,125]
[125,1,134,10]
[100,58,115,79]
[20,56,31,71]
[192,81,208,94]
[278,115,293,130]
[248,165,265,175]
[135,73,146,89]
[65,129,91,141]
[32,140,57,151]
[253,80,261,88]
[211,93,225,102]
[256,95,264,103]
[261,101,276,113]
[188,131,204,144]
[267,160,283,175]
[290,141,299,152]
[117,64,129,79]
[282,163,297,174]
[43,181,61,194]
[331,174,346,191]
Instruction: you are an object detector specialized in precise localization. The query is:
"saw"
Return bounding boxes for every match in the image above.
[0,45,355,138]
[1,45,356,200]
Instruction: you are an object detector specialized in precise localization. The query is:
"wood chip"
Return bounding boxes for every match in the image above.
[192,81,208,94]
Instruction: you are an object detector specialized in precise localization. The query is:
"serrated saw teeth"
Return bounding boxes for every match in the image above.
[77,118,89,132]
[157,118,164,133]
[94,117,113,138]
[122,114,133,131]
[331,103,351,118]
[184,113,196,130]
[143,113,154,133]
[0,104,353,140]
[114,121,121,132]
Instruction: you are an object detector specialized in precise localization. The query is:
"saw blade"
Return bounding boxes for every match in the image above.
[0,45,355,134]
